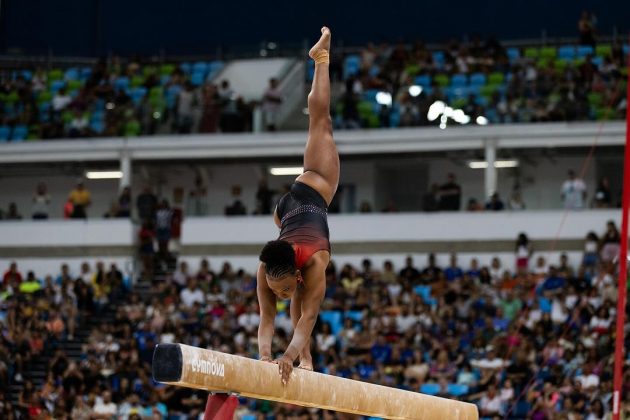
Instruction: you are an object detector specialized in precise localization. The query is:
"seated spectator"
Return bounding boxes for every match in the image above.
[68,180,91,219]
[466,198,484,211]
[478,384,502,417]
[93,391,117,418]
[52,88,72,113]
[180,278,205,308]
[485,192,505,211]
[68,110,90,137]
[32,182,51,220]
[116,186,132,217]
[316,322,337,354]
[444,253,463,282]
[438,173,461,211]
[5,203,22,220]
[225,185,247,215]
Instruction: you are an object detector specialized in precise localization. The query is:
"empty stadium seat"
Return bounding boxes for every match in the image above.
[10,125,28,141]
[50,80,66,93]
[447,383,469,397]
[414,75,431,87]
[451,74,468,87]
[577,45,594,57]
[179,62,192,74]
[130,87,148,104]
[21,70,33,81]
[320,310,343,335]
[469,73,486,86]
[190,72,205,86]
[192,61,208,75]
[558,46,576,60]
[539,47,557,59]
[506,47,520,62]
[343,55,361,79]
[64,68,80,81]
[114,77,130,92]
[344,310,363,322]
[420,383,440,395]
[0,126,10,141]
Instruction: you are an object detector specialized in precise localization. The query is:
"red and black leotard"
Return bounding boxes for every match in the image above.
[276,182,331,270]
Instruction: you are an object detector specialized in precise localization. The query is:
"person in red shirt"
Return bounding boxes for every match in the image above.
[3,262,22,286]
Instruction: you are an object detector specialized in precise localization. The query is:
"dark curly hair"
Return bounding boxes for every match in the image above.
[259,240,296,278]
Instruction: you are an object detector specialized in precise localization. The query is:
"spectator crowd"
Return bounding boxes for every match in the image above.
[0,219,628,419]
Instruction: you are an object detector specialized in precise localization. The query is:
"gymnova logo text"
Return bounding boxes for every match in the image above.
[189,355,225,377]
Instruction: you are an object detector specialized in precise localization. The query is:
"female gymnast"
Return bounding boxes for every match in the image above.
[256,26,339,385]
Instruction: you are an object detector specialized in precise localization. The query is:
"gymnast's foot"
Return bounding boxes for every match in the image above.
[309,26,331,61]
[297,354,313,371]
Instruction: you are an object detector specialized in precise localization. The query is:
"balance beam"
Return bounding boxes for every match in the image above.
[152,343,478,420]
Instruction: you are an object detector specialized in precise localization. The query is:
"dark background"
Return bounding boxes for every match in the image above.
[0,0,628,56]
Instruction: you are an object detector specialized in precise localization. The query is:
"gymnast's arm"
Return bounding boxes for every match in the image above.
[283,257,326,361]
[257,262,276,361]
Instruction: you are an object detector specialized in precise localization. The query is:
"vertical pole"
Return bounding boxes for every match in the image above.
[484,138,497,200]
[120,151,132,190]
[612,42,630,420]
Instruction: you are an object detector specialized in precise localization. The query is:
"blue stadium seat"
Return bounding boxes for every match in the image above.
[506,47,520,61]
[413,285,436,305]
[390,109,401,127]
[65,67,80,81]
[447,383,469,397]
[80,67,92,80]
[166,85,182,109]
[115,77,130,92]
[39,103,51,123]
[160,75,171,85]
[190,72,205,86]
[420,383,441,395]
[470,73,486,86]
[368,65,380,77]
[90,110,105,124]
[10,125,28,141]
[343,55,361,79]
[0,126,10,141]
[21,70,33,81]
[320,310,343,335]
[345,310,363,322]
[558,46,576,60]
[90,119,105,134]
[307,60,315,81]
[451,74,468,87]
[192,61,208,75]
[432,51,445,65]
[539,297,552,313]
[241,415,256,420]
[577,45,594,57]
[592,56,604,68]
[207,60,225,80]
[130,87,148,104]
[450,86,470,99]
[180,62,192,74]
[50,80,65,93]
[363,89,379,102]
[414,75,431,87]
[624,45,630,56]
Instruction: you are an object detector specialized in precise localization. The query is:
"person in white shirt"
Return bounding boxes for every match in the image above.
[576,364,600,390]
[561,169,587,209]
[179,278,205,308]
[173,261,190,288]
[395,305,418,333]
[237,303,261,333]
[315,322,337,353]
[52,88,72,112]
[262,78,283,131]
[478,384,503,417]
[92,391,117,418]
[31,182,51,219]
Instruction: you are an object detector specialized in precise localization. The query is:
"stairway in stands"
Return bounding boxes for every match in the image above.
[8,305,117,405]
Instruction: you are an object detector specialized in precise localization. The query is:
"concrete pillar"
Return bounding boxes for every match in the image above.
[484,139,497,199]
[120,152,132,190]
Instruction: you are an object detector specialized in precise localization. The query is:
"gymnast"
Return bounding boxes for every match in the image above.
[256,26,338,385]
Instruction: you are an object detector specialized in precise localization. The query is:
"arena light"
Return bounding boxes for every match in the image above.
[476,116,489,125]
[375,92,392,107]
[468,160,519,169]
[427,101,446,121]
[85,171,123,179]
[269,167,303,176]
[408,85,423,97]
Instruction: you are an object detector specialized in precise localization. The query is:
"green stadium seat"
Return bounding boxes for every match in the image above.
[587,92,603,107]
[143,66,158,77]
[524,47,539,58]
[595,107,614,120]
[48,69,64,81]
[596,44,612,57]
[539,47,557,59]
[488,72,504,85]
[554,59,569,71]
[131,75,146,87]
[434,74,449,87]
[537,58,550,69]
[37,91,53,104]
[124,119,142,137]
[480,84,498,97]
[67,79,82,91]
[160,64,175,75]
[404,64,420,76]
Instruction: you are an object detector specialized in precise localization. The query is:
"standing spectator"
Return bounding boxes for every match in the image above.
[444,253,463,282]
[67,110,90,137]
[583,231,599,273]
[254,179,274,215]
[63,198,74,219]
[515,233,533,274]
[5,203,22,220]
[3,262,22,286]
[578,11,596,48]
[136,186,158,223]
[561,170,587,209]
[593,177,612,208]
[225,185,247,215]
[438,173,461,211]
[175,81,197,134]
[186,177,209,216]
[155,200,173,259]
[52,88,72,113]
[600,220,620,263]
[68,180,91,219]
[31,182,51,219]
[138,221,155,279]
[508,190,526,210]
[199,84,221,133]
[262,78,283,131]
[116,186,132,218]
[422,184,440,212]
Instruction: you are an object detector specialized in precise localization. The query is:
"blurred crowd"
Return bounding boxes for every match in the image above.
[0,218,627,419]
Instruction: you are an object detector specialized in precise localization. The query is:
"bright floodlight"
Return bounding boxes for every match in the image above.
[476,116,489,125]
[375,92,392,106]
[468,160,519,169]
[408,85,423,97]
[452,109,469,124]
[86,171,123,179]
[428,101,446,121]
[269,167,304,176]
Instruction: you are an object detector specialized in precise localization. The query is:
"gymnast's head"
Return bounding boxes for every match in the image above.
[260,240,299,299]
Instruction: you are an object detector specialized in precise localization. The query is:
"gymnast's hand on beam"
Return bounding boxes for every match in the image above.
[276,354,294,385]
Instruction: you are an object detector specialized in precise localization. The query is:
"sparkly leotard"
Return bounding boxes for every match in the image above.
[276,182,331,269]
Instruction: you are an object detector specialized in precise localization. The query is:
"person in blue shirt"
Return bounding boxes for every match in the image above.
[444,253,464,281]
